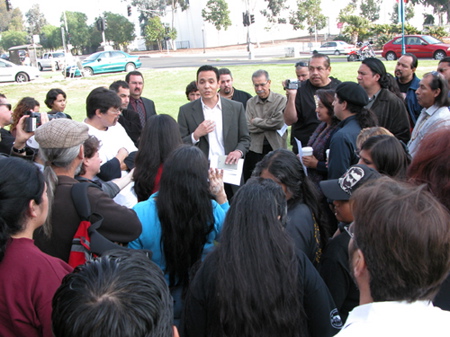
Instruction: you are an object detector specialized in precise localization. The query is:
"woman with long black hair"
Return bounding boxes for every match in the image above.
[253,148,330,265]
[0,157,72,337]
[129,145,228,325]
[183,178,341,337]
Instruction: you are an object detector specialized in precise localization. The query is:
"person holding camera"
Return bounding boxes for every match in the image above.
[0,94,45,158]
[284,54,341,154]
[243,69,287,182]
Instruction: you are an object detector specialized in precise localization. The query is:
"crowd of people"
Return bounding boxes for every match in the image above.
[0,54,449,337]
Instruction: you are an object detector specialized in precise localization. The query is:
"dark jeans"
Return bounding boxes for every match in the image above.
[243,143,273,182]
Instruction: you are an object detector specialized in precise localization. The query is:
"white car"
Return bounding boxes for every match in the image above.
[0,59,40,83]
[37,51,67,71]
[312,41,355,55]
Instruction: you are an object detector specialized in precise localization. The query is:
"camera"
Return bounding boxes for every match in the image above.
[284,79,299,90]
[24,111,67,132]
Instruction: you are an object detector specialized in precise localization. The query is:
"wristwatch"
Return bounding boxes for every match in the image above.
[12,142,26,154]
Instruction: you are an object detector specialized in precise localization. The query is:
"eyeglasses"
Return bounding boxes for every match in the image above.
[254,82,268,88]
[295,61,309,67]
[0,103,12,110]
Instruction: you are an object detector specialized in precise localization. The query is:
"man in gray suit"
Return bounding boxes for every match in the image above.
[125,71,157,127]
[178,65,250,197]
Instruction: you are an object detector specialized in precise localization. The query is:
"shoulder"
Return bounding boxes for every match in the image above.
[234,88,252,98]
[141,97,155,104]
[221,96,244,111]
[179,99,199,113]
[329,77,342,87]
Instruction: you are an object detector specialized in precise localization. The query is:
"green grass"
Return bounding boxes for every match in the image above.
[0,59,440,123]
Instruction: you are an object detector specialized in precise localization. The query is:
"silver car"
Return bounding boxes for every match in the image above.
[312,41,355,55]
[0,59,40,83]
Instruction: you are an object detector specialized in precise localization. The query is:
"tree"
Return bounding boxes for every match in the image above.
[340,15,371,43]
[25,4,48,35]
[290,0,327,34]
[0,2,24,32]
[103,12,136,49]
[61,11,90,52]
[410,0,449,24]
[40,25,63,50]
[360,0,381,21]
[390,3,415,24]
[202,0,232,31]
[144,16,165,51]
[0,30,27,50]
[260,0,289,24]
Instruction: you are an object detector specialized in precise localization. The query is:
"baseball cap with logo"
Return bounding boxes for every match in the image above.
[320,164,381,201]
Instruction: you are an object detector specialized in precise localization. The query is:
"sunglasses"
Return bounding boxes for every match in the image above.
[0,103,12,110]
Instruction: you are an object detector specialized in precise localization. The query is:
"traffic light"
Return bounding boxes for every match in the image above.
[5,0,12,11]
[242,12,250,27]
[127,5,132,17]
[96,17,104,31]
[103,17,107,30]
[250,14,255,24]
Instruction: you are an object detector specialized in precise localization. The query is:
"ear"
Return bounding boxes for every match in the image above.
[173,326,180,337]
[94,108,103,118]
[78,144,85,160]
[28,199,39,219]
[374,73,381,82]
[352,248,367,279]
[433,88,441,99]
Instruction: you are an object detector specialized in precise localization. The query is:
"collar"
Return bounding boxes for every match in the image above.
[256,90,273,103]
[338,114,357,127]
[423,104,442,117]
[368,89,381,102]
[201,94,222,110]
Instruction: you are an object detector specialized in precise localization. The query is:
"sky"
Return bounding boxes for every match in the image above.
[17,0,426,33]
[18,0,129,26]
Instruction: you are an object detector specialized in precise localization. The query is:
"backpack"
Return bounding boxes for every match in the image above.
[68,182,127,268]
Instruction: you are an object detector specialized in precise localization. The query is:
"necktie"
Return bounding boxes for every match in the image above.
[135,99,146,127]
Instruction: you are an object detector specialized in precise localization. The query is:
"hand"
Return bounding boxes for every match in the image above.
[39,111,49,125]
[209,168,227,204]
[285,88,297,98]
[302,155,318,168]
[193,120,215,141]
[15,115,34,146]
[225,150,242,165]
[116,147,129,161]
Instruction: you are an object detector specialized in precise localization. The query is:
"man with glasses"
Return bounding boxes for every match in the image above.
[83,87,138,207]
[407,71,450,157]
[319,164,381,324]
[437,57,450,97]
[0,94,35,157]
[243,69,287,181]
[284,53,341,153]
[337,177,450,336]
[295,61,309,82]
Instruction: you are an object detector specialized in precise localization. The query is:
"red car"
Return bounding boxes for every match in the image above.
[382,35,450,61]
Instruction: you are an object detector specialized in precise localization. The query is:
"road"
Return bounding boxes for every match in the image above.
[139,51,353,69]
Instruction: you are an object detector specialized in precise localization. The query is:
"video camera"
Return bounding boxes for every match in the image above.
[24,111,67,132]
[284,79,300,90]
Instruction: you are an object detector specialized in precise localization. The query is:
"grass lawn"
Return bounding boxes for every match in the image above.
[0,59,440,123]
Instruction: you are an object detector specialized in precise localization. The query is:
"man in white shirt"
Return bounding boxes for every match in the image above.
[178,65,250,198]
[407,71,450,157]
[337,177,450,337]
[84,87,138,207]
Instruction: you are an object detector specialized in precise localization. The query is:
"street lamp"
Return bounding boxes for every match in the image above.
[202,24,205,54]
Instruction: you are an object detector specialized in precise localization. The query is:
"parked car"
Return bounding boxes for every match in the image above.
[312,41,355,55]
[382,35,450,61]
[65,50,141,77]
[0,58,40,83]
[37,51,67,71]
[0,53,9,61]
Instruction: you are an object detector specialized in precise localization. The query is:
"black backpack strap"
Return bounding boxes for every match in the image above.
[71,182,101,221]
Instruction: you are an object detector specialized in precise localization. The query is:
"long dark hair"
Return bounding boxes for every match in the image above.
[253,149,331,242]
[361,135,410,179]
[11,96,40,132]
[211,178,306,337]
[133,114,182,201]
[157,145,214,288]
[0,157,45,262]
